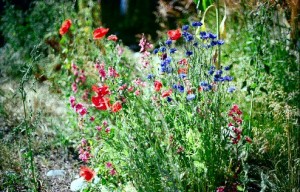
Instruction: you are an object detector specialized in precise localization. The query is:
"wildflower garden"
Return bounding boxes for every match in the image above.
[0,0,299,191]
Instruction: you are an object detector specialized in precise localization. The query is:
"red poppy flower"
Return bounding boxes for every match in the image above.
[178,68,188,74]
[154,80,162,92]
[107,35,118,41]
[59,19,72,35]
[167,29,181,40]
[80,166,96,182]
[92,85,110,97]
[178,58,188,65]
[92,96,111,110]
[111,101,122,112]
[93,27,109,39]
[162,89,172,98]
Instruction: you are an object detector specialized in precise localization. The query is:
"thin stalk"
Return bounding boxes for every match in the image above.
[20,65,38,191]
[215,0,221,69]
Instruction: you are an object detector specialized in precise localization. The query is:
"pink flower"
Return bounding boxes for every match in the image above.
[105,127,111,133]
[134,90,141,96]
[106,162,113,169]
[72,82,77,93]
[90,116,95,122]
[70,96,76,108]
[107,34,118,41]
[139,34,153,52]
[109,169,117,176]
[96,126,102,131]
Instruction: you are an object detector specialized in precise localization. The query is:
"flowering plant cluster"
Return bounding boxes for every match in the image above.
[56,17,252,191]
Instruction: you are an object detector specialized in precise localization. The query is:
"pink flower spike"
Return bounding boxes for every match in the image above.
[96,126,102,131]
[109,169,117,176]
[106,162,113,169]
[90,116,95,122]
[105,127,111,133]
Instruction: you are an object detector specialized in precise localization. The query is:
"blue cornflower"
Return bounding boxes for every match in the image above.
[214,76,222,82]
[153,48,158,54]
[217,40,224,45]
[165,39,172,46]
[170,48,177,54]
[224,65,231,70]
[182,31,194,42]
[211,40,218,46]
[186,50,193,56]
[202,85,212,91]
[161,66,172,73]
[167,97,172,102]
[208,69,214,75]
[147,74,154,80]
[161,57,172,73]
[227,86,236,93]
[179,74,187,78]
[160,46,166,52]
[208,33,217,39]
[215,70,223,76]
[187,94,196,101]
[200,81,209,87]
[173,84,184,93]
[192,21,203,27]
[182,25,189,31]
[223,76,233,81]
[200,32,209,40]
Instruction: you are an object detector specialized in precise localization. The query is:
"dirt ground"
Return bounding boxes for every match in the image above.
[0,76,80,192]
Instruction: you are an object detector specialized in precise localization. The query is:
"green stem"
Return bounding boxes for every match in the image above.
[216,0,221,68]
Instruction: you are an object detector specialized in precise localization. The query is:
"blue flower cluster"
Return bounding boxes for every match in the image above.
[208,67,233,82]
[173,84,184,93]
[161,56,172,73]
